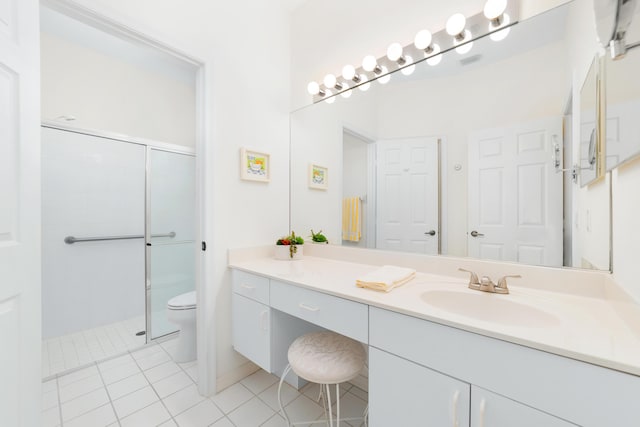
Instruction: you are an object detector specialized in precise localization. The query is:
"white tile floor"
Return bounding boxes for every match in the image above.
[43,338,368,427]
[43,316,147,378]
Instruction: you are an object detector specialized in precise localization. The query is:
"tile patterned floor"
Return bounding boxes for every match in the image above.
[43,316,147,378]
[42,338,368,427]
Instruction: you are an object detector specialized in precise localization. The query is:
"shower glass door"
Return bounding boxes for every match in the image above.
[147,148,196,339]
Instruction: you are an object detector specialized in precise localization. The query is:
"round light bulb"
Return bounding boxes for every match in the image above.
[484,0,507,20]
[358,74,370,91]
[307,81,320,95]
[325,89,335,104]
[446,13,466,36]
[414,30,433,50]
[400,55,415,76]
[323,74,337,89]
[455,35,473,54]
[341,83,352,98]
[426,44,442,66]
[342,64,356,80]
[490,26,511,41]
[362,55,378,72]
[378,66,391,84]
[387,42,403,62]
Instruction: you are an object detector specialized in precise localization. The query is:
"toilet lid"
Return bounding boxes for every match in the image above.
[167,291,196,310]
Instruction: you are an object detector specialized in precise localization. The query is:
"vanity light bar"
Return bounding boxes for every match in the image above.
[307,0,519,103]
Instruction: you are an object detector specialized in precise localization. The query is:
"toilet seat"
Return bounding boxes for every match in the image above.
[167,291,196,310]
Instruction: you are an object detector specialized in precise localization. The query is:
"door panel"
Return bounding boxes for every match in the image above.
[468,117,563,266]
[0,0,41,424]
[377,137,439,254]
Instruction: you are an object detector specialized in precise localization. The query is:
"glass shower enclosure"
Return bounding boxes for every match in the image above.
[41,126,195,376]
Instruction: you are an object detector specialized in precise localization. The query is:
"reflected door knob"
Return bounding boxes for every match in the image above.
[470,230,484,237]
[424,230,436,236]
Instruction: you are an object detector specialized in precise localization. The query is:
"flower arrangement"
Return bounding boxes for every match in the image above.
[310,229,328,244]
[276,231,304,259]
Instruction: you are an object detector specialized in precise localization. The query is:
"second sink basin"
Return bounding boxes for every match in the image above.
[420,289,560,328]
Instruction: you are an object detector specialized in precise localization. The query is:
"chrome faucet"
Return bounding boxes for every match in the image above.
[458,268,521,294]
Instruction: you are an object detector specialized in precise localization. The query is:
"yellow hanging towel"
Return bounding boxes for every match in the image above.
[342,197,361,242]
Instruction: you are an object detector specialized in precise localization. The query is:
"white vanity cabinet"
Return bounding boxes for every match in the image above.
[369,306,640,427]
[231,270,271,371]
[369,347,470,427]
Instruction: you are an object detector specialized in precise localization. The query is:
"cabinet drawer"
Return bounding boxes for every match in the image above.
[232,270,269,304]
[270,280,368,343]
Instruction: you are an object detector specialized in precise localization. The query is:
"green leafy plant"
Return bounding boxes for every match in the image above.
[310,229,328,244]
[276,231,304,258]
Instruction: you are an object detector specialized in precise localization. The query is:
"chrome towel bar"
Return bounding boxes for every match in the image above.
[64,232,175,244]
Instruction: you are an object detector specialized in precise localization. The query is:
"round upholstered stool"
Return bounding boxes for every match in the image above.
[277,331,366,427]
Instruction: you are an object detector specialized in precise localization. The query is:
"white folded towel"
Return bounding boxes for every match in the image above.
[356,265,416,292]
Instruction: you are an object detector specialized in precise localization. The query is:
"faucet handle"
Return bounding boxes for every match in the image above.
[497,274,521,290]
[458,268,480,285]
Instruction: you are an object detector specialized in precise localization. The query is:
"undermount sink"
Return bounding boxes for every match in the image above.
[420,290,560,328]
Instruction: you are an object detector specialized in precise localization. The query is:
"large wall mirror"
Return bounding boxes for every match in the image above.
[290,1,612,271]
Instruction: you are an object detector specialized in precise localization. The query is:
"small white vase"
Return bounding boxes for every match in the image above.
[275,244,304,260]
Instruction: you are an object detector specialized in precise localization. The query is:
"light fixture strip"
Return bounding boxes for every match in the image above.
[311,1,519,103]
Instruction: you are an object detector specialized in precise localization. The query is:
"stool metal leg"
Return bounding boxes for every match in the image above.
[337,383,341,427]
[325,384,334,427]
[278,364,293,426]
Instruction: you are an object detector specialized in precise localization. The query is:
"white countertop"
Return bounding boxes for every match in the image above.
[229,252,640,377]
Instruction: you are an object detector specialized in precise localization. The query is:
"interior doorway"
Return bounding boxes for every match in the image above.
[39,3,205,379]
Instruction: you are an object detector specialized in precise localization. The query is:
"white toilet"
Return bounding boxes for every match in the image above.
[167,290,197,363]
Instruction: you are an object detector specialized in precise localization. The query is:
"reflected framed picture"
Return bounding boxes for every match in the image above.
[240,148,270,182]
[308,164,328,190]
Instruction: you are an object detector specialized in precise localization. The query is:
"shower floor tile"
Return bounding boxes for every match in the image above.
[42,315,147,378]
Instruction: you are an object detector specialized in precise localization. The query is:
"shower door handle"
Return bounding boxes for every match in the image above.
[64,231,175,244]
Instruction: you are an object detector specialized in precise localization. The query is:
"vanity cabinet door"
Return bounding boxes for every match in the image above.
[232,293,271,372]
[471,386,576,427]
[369,347,470,427]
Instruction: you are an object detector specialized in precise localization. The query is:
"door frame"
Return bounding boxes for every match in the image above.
[342,126,377,248]
[40,0,212,393]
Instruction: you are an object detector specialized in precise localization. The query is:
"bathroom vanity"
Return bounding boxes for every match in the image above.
[229,245,640,427]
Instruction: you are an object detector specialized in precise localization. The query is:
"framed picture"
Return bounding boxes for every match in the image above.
[240,148,270,182]
[308,164,328,190]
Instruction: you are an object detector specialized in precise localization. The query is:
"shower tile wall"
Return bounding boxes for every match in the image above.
[42,127,145,339]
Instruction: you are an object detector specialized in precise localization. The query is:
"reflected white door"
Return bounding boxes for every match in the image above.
[468,117,563,266]
[376,137,439,253]
[0,0,41,424]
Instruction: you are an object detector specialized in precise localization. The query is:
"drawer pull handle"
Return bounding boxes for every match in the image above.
[479,398,486,427]
[299,303,319,312]
[452,390,460,427]
[241,284,255,290]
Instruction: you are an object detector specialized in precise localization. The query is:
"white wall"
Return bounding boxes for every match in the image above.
[41,31,196,148]
[59,0,294,394]
[610,8,640,301]
[291,91,378,244]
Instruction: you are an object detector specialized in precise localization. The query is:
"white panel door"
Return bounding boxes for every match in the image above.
[468,117,563,266]
[376,137,439,253]
[0,0,41,425]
